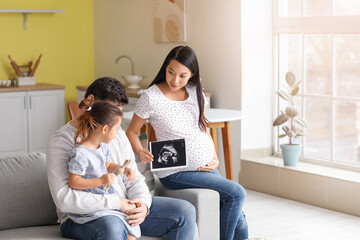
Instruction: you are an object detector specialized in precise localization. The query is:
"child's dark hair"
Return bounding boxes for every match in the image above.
[74,101,123,145]
[149,46,208,131]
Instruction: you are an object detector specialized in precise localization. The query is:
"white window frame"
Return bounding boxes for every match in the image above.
[272,0,360,172]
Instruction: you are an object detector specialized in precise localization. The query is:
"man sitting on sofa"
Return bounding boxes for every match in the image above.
[47,77,196,239]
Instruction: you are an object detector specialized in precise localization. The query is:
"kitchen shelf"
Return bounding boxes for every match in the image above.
[0,9,65,30]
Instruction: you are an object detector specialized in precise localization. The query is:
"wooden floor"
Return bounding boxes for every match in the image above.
[243,189,360,240]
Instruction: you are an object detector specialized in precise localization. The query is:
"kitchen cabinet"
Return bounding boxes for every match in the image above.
[0,87,65,156]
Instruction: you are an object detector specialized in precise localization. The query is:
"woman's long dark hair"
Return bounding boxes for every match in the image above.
[74,101,123,145]
[149,46,208,131]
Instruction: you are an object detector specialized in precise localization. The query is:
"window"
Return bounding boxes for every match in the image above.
[273,0,360,170]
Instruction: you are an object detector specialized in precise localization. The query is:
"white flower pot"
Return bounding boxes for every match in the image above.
[280,144,302,166]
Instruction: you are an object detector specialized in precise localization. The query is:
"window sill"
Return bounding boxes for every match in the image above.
[239,156,360,217]
[242,156,360,184]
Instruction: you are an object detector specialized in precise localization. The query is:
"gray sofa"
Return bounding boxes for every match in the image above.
[0,153,219,240]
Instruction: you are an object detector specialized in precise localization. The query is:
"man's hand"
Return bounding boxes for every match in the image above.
[126,199,148,226]
[119,198,137,214]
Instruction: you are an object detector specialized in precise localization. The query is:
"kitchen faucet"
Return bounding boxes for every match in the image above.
[115,55,135,75]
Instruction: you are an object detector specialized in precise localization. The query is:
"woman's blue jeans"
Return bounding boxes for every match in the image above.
[60,196,196,240]
[160,169,248,240]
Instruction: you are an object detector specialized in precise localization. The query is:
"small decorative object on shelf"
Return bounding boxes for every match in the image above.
[8,55,24,77]
[273,72,308,166]
[0,80,12,88]
[16,76,36,86]
[8,54,42,86]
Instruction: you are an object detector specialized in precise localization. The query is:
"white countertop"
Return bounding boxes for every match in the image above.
[206,108,247,123]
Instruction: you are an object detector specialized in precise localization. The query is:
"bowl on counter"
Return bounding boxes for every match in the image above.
[121,75,144,89]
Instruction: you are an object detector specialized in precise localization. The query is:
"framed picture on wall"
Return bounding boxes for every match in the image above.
[150,138,187,171]
[154,0,187,43]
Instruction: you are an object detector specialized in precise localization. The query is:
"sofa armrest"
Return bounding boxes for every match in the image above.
[155,178,220,240]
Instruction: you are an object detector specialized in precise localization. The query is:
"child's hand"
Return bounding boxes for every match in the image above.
[124,167,136,181]
[100,173,116,185]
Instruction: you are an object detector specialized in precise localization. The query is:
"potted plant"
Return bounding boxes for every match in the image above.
[273,72,308,166]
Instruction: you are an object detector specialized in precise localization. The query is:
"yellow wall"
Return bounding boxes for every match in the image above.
[0,0,94,121]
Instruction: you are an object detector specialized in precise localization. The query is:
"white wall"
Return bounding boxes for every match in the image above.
[241,0,273,156]
[93,0,242,178]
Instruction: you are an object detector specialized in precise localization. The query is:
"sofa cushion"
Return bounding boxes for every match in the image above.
[0,153,57,230]
[0,225,62,239]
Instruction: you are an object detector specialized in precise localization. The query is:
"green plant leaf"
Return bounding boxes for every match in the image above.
[286,131,295,137]
[295,116,308,127]
[285,106,299,118]
[291,86,300,96]
[293,80,302,90]
[277,89,291,103]
[285,72,296,86]
[297,132,307,137]
[279,134,287,138]
[273,113,289,126]
[282,125,290,132]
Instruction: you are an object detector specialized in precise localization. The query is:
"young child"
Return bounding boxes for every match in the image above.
[68,100,140,240]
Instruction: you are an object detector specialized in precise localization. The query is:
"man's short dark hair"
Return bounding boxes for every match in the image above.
[85,77,129,106]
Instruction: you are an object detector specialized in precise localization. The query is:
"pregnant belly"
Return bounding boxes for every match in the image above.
[185,135,215,168]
